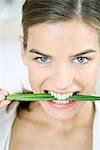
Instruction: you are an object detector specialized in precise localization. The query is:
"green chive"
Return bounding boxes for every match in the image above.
[5,93,100,101]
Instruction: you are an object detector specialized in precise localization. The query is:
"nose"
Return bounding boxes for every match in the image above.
[52,65,74,90]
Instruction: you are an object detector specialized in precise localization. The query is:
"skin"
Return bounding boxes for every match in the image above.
[21,18,100,120]
[9,19,100,149]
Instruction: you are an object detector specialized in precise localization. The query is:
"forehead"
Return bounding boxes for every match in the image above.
[27,19,98,51]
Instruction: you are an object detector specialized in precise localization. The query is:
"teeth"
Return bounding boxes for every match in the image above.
[52,100,69,104]
[69,93,73,96]
[61,94,67,99]
[56,94,62,100]
[50,91,54,96]
[49,91,75,104]
[47,90,79,104]
[53,93,58,98]
[49,91,73,100]
[66,100,70,104]
[66,93,70,99]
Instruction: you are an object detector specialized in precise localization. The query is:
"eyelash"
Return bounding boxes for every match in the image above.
[73,56,92,65]
[32,56,92,65]
[33,56,50,64]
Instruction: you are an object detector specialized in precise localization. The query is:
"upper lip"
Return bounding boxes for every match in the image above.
[44,90,80,94]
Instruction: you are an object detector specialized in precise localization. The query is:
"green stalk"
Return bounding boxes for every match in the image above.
[6,93,100,101]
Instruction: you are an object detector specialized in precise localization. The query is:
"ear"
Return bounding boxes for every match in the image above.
[19,36,27,65]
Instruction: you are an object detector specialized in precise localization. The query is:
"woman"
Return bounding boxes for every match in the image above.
[0,0,100,149]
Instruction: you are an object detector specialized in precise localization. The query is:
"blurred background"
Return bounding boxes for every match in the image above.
[0,0,31,93]
[0,0,100,94]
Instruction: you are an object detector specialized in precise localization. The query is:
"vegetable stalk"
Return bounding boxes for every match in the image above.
[6,93,100,101]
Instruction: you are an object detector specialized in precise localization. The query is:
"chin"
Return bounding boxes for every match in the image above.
[43,108,75,121]
[39,100,79,121]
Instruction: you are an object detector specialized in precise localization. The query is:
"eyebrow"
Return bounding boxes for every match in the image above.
[29,49,52,57]
[70,49,96,58]
[29,48,96,58]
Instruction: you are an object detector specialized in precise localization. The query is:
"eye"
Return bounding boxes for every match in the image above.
[73,56,90,64]
[33,56,50,63]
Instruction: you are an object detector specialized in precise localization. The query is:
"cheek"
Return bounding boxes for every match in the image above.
[77,65,98,92]
[27,63,50,90]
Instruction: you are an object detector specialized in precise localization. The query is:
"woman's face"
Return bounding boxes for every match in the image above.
[21,19,100,120]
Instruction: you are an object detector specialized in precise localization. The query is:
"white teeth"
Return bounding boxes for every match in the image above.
[49,91,74,104]
[66,93,70,99]
[56,93,69,100]
[49,91,73,100]
[52,100,69,104]
[62,94,67,100]
[56,94,62,100]
[50,91,54,96]
[53,93,57,98]
[69,92,73,96]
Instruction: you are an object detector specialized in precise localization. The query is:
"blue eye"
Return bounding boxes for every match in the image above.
[33,57,49,63]
[73,56,90,64]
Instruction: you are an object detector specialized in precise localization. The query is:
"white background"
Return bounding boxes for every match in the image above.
[0,0,31,93]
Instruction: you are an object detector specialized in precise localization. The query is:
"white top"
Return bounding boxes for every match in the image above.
[0,101,100,150]
[0,102,18,150]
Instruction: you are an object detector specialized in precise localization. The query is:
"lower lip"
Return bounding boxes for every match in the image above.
[47,100,77,109]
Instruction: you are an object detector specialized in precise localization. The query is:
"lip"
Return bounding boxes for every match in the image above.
[47,100,77,109]
[44,90,80,94]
